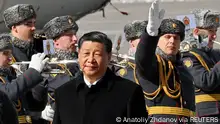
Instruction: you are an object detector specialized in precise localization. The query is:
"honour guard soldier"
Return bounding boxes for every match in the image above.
[114,20,147,82]
[41,15,79,123]
[135,0,195,123]
[0,33,49,124]
[181,9,220,123]
[3,4,49,124]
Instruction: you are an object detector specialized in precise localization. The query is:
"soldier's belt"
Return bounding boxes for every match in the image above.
[147,106,195,117]
[18,115,32,124]
[196,94,220,104]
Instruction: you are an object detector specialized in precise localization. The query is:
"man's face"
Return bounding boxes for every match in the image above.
[78,41,110,78]
[195,28,217,48]
[157,34,181,55]
[54,30,77,52]
[128,38,140,56]
[129,38,140,49]
[0,49,12,67]
[12,18,36,42]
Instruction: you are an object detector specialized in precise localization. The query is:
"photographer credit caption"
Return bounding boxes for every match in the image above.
[116,117,219,123]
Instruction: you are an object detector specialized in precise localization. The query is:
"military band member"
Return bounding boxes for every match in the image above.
[135,0,195,123]
[181,9,220,123]
[0,33,49,124]
[3,4,49,124]
[3,4,37,62]
[115,20,147,83]
[125,20,148,58]
[41,15,79,122]
[0,34,20,124]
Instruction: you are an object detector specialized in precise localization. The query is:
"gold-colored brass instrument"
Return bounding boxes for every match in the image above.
[109,34,135,68]
[110,53,135,68]
[12,60,78,74]
[109,60,127,68]
[33,33,46,39]
[112,53,134,61]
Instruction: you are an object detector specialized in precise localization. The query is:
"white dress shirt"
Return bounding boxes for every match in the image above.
[83,76,102,88]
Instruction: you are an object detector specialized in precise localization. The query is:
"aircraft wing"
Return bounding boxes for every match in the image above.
[0,0,111,32]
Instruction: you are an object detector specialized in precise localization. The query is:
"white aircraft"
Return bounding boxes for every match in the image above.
[0,0,111,32]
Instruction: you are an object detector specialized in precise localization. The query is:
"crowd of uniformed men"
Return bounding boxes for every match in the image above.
[0,0,220,123]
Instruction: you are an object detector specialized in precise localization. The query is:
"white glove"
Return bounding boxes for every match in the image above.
[146,0,165,36]
[41,105,54,121]
[29,53,49,73]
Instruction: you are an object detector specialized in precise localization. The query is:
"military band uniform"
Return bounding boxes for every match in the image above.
[47,54,79,110]
[114,59,136,83]
[182,49,220,119]
[135,19,195,123]
[40,58,79,124]
[41,15,80,123]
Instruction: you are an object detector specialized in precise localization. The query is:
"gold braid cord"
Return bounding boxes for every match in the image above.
[5,56,22,112]
[132,55,182,109]
[48,64,73,102]
[189,51,210,92]
[48,93,55,102]
[189,51,210,71]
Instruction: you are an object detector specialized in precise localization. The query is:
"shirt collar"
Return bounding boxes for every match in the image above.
[83,76,102,88]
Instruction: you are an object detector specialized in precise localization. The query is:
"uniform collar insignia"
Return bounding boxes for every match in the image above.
[183,58,193,68]
[118,68,127,77]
